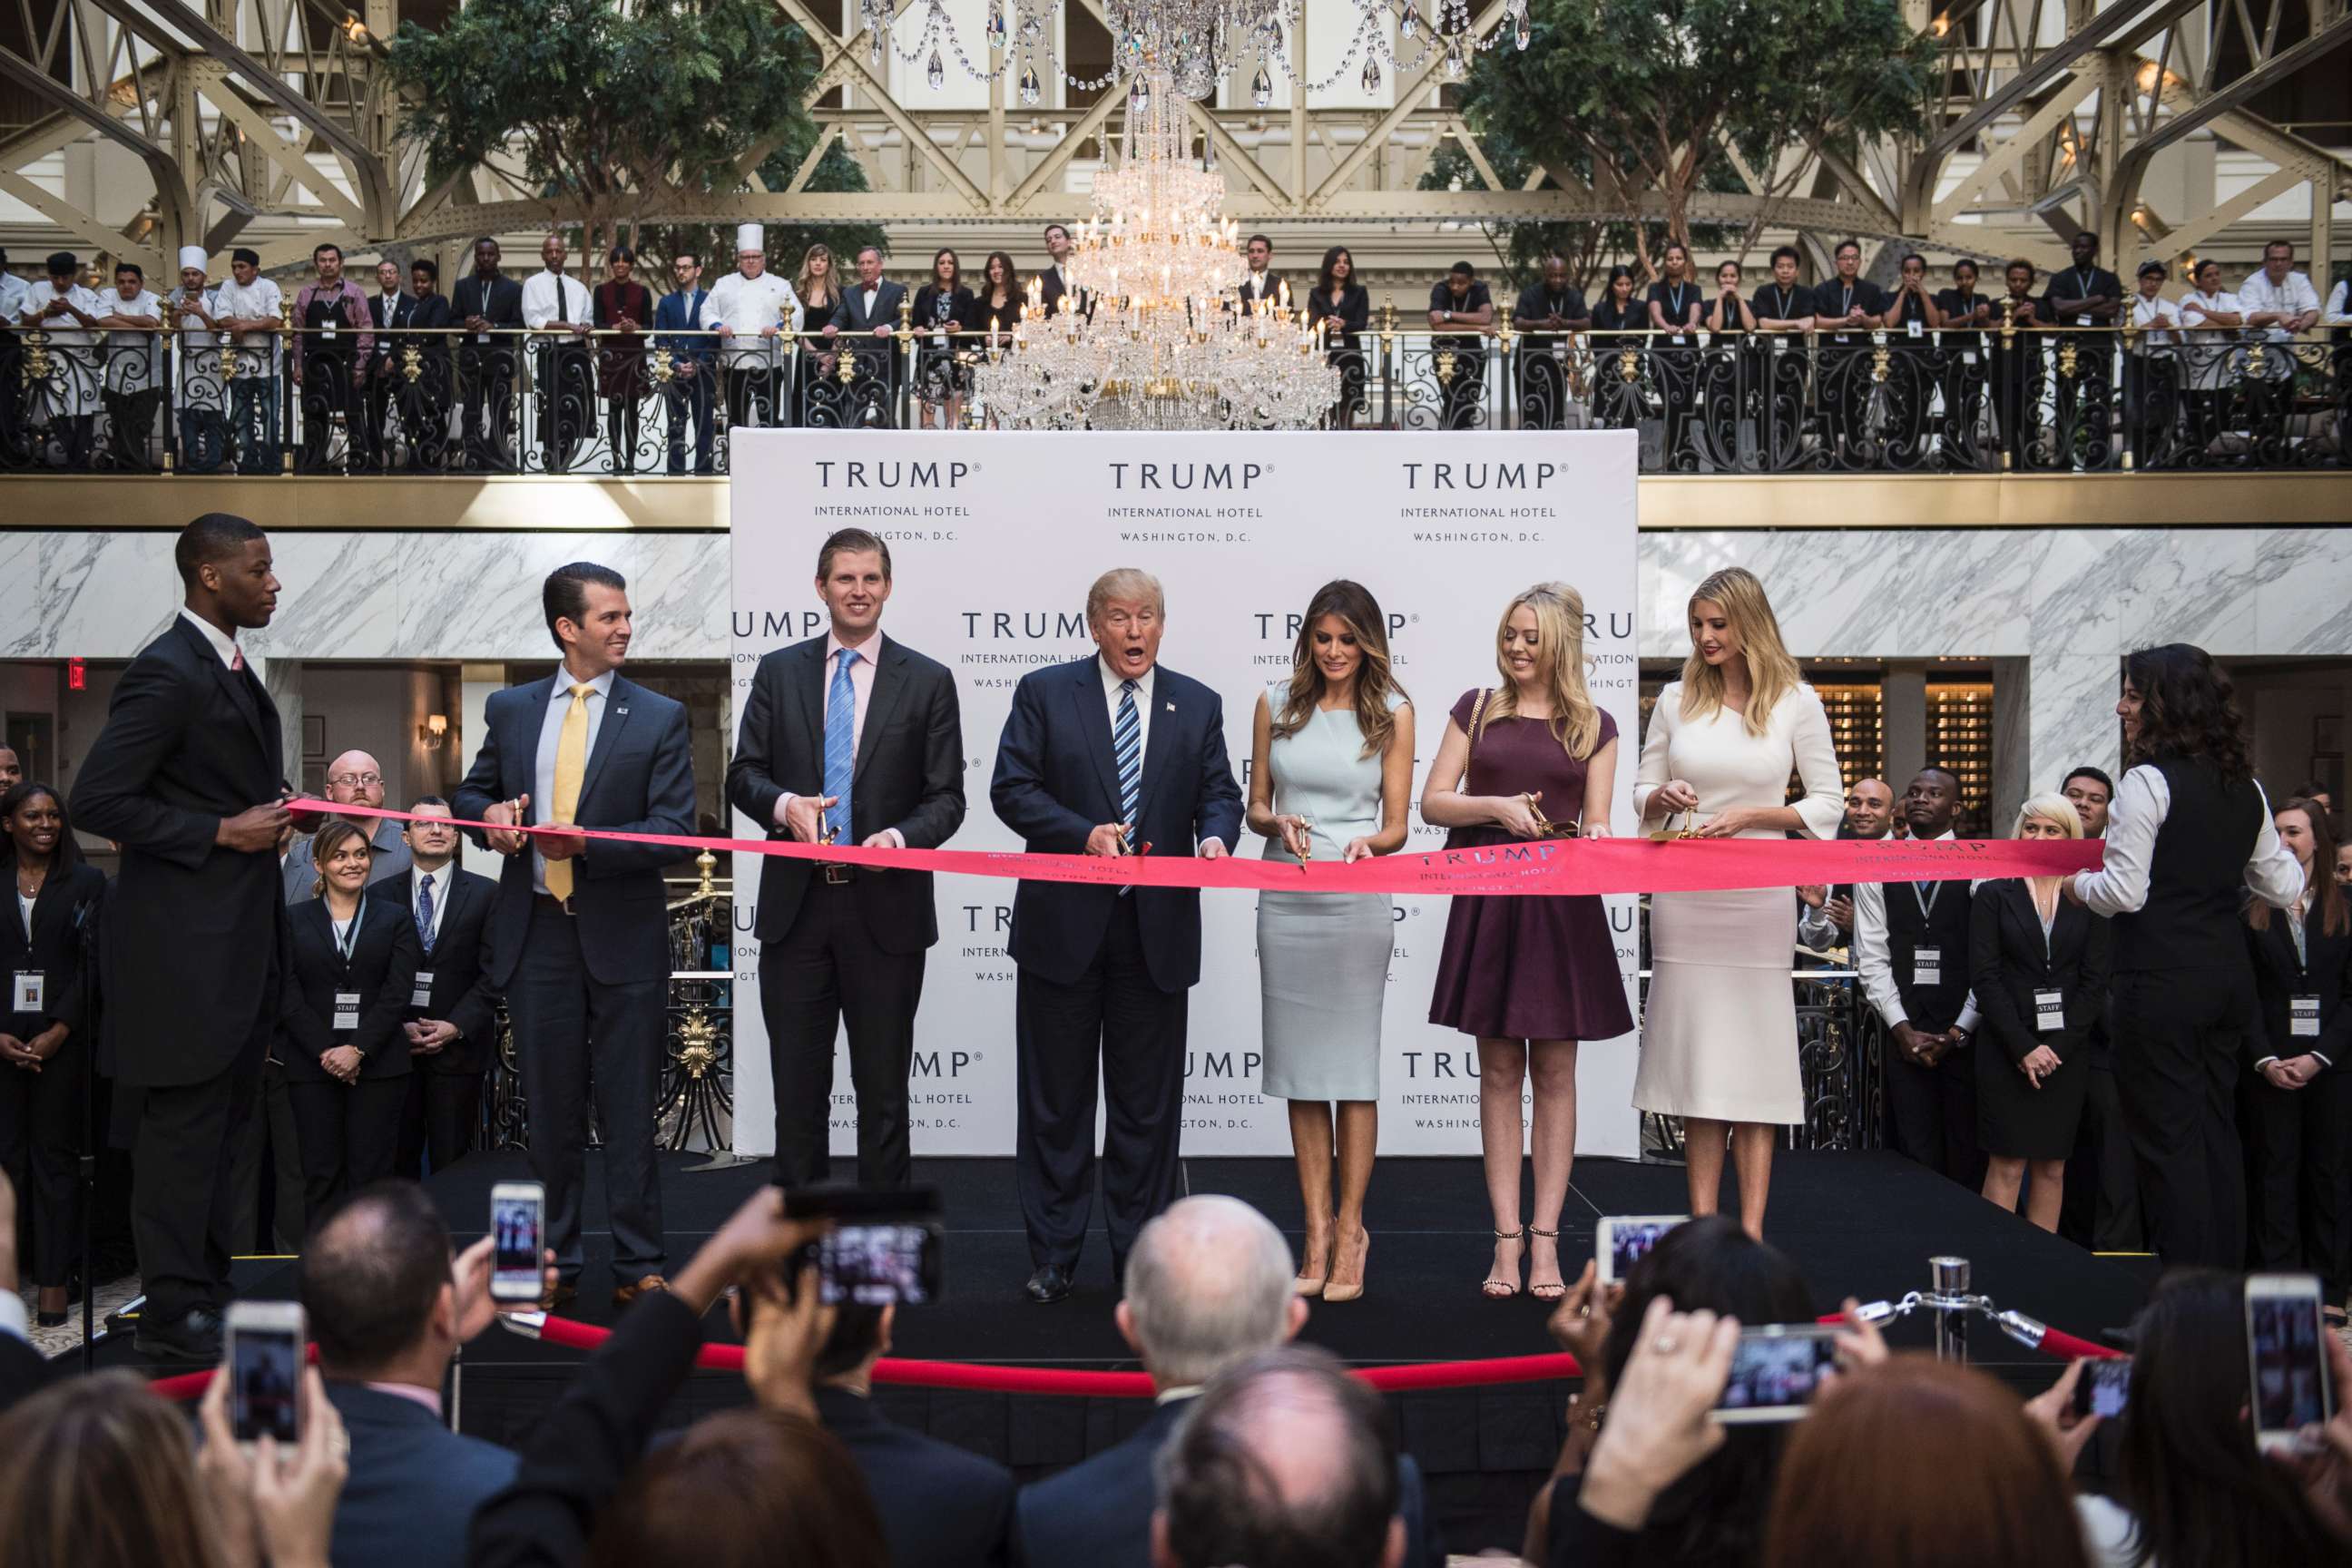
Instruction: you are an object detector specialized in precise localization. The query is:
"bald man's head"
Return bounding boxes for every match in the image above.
[1843,777,1893,838]
[324,750,387,810]
[1153,1345,1404,1568]
[1118,1196,1303,1389]
[299,1181,456,1378]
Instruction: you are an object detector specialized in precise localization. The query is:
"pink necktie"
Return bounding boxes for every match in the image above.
[230,647,245,671]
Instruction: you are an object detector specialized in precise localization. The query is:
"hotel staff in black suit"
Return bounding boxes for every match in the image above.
[388,799,501,1176]
[71,513,291,1361]
[455,562,695,1308]
[727,528,965,1189]
[0,782,108,1326]
[991,569,1245,1303]
[279,820,420,1220]
[2241,797,2352,1301]
[451,237,525,470]
[830,247,908,387]
[1514,254,1589,430]
[1810,238,1886,457]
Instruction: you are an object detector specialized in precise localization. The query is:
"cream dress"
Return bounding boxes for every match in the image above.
[1632,681,1844,1124]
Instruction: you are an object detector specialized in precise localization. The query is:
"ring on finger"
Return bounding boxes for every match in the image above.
[1651,1335,1681,1356]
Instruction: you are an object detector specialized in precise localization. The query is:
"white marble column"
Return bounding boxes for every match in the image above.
[458,663,504,880]
[261,657,303,789]
[2028,655,2122,795]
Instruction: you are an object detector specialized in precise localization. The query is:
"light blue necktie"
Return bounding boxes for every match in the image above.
[1114,680,1141,892]
[824,648,859,843]
[415,872,435,951]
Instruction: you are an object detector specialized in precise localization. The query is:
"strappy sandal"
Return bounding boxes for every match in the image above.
[1528,1226,1567,1301]
[1483,1228,1527,1299]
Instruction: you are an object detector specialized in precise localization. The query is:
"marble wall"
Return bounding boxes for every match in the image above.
[8,525,2346,789]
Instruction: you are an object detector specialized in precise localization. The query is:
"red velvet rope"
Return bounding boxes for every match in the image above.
[137,1308,2119,1402]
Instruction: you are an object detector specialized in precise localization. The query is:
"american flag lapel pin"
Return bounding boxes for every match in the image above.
[1165,701,1175,712]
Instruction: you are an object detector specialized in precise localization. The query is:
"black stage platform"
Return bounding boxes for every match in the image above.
[103,1150,2159,1554]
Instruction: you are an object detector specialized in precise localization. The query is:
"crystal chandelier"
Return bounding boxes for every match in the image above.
[968,70,1343,430]
[857,0,1530,106]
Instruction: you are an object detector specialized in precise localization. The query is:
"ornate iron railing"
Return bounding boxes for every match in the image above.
[5,311,2342,473]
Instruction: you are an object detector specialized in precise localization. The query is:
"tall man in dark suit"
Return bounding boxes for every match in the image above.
[829,245,908,393]
[389,799,501,1175]
[300,1181,528,1568]
[454,562,694,1308]
[451,236,525,470]
[72,513,291,1360]
[652,252,715,475]
[726,528,964,1188]
[990,569,1243,1303]
[1037,222,1090,318]
[1014,1197,1442,1568]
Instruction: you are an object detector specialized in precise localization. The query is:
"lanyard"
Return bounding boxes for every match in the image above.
[1774,286,1796,318]
[2074,267,2097,298]
[1665,283,1688,320]
[331,894,366,964]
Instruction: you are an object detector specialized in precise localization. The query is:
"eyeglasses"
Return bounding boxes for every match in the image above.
[328,772,384,789]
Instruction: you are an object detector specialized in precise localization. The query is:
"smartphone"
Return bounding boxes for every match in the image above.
[2073,1357,2132,1420]
[784,1187,946,1307]
[2247,1273,2334,1451]
[1595,1214,1687,1287]
[1711,1325,1842,1424]
[226,1300,305,1447]
[490,1181,546,1303]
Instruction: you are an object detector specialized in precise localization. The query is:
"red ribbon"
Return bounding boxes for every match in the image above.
[299,800,2102,897]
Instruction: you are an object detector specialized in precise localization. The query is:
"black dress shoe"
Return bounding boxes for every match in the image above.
[134,1307,224,1363]
[1024,1265,1073,1304]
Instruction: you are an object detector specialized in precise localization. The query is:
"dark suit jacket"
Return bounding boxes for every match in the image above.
[725,633,964,950]
[991,658,1243,993]
[1237,270,1284,309]
[71,613,286,1088]
[327,1381,517,1568]
[1013,1395,1443,1568]
[278,893,420,1083]
[0,1333,50,1415]
[1968,879,2111,1066]
[387,863,502,1075]
[0,862,105,1038]
[816,1386,1014,1568]
[468,1289,707,1568]
[832,281,911,337]
[452,671,695,988]
[1036,265,1089,320]
[2246,905,2352,1070]
[452,272,525,331]
[653,287,715,368]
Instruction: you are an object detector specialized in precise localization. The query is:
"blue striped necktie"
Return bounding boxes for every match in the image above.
[824,649,859,843]
[1114,680,1141,891]
[415,871,435,951]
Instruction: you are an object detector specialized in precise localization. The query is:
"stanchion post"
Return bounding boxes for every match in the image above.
[1930,1255,1971,1362]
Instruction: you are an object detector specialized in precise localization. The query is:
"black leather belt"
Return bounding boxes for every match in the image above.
[818,864,856,886]
[534,892,575,915]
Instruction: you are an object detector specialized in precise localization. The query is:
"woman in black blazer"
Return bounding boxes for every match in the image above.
[1969,794,2111,1232]
[910,248,975,430]
[0,782,107,1324]
[1306,246,1371,429]
[279,818,418,1224]
[2242,797,2352,1304]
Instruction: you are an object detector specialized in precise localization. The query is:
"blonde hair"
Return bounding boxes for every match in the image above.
[1086,567,1165,622]
[2014,791,2084,839]
[1485,583,1602,760]
[1679,566,1801,739]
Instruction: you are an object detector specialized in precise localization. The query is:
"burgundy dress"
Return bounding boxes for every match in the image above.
[1428,690,1634,1041]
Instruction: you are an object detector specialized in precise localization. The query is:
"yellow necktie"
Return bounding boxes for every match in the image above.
[544,681,592,902]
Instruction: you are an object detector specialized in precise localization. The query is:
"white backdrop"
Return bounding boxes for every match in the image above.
[728,429,1641,1159]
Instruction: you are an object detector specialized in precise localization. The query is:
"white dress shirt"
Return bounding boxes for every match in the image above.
[177,606,244,669]
[21,279,101,348]
[775,631,905,848]
[2073,767,2303,917]
[705,270,803,368]
[521,270,592,330]
[2325,279,2350,325]
[411,860,452,947]
[103,288,164,392]
[1852,829,1981,1034]
[2128,293,2180,348]
[532,667,612,896]
[1100,655,1155,763]
[0,270,27,324]
[171,284,224,411]
[2178,288,2243,390]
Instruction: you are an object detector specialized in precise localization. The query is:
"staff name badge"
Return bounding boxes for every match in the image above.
[334,990,361,1030]
[2034,988,2065,1033]
[9,972,41,1014]
[2292,995,2322,1038]
[1906,318,1924,339]
[321,318,337,339]
[1913,949,1943,988]
[411,970,435,1010]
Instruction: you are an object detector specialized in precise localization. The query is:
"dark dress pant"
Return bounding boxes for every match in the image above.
[2244,1066,2352,1299]
[2112,965,2252,1269]
[505,898,666,1280]
[760,877,925,1190]
[1885,1041,1984,1190]
[284,1076,407,1223]
[1014,897,1187,1278]
[396,1069,484,1177]
[0,1032,86,1286]
[134,1014,268,1321]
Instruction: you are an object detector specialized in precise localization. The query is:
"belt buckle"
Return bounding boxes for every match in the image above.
[821,864,854,886]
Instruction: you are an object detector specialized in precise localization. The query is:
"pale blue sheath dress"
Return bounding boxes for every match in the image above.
[1258,686,1405,1102]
